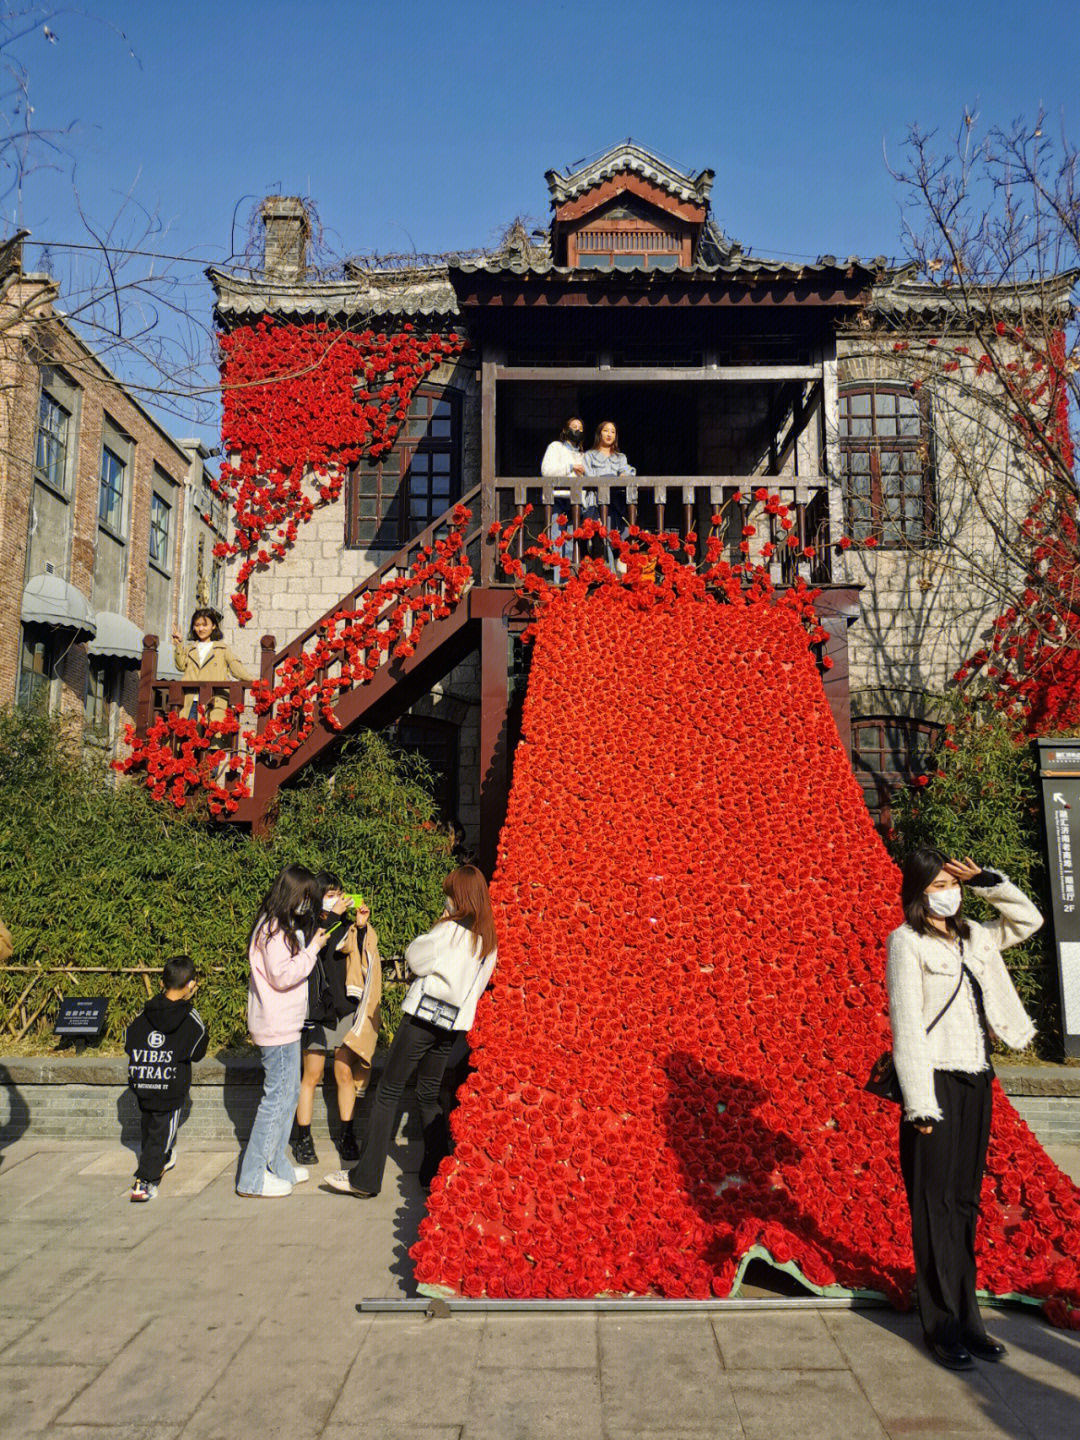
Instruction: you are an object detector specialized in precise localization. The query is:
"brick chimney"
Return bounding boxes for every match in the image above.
[261,197,310,281]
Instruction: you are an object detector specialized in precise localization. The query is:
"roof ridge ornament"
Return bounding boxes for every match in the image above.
[545,141,715,209]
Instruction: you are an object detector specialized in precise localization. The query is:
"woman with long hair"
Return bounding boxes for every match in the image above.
[171,607,253,723]
[325,865,497,1198]
[583,420,636,479]
[887,850,1040,1368]
[236,865,328,1198]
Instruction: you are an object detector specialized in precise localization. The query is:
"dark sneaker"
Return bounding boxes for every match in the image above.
[292,1134,318,1166]
[337,1129,360,1163]
[129,1180,158,1203]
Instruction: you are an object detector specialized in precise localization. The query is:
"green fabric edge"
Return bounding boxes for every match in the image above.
[418,1252,1047,1308]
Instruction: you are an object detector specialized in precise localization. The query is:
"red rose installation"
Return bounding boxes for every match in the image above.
[411,521,1080,1326]
[215,317,464,625]
[115,506,473,814]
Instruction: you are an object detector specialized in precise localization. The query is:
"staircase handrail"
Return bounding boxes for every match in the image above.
[271,483,484,666]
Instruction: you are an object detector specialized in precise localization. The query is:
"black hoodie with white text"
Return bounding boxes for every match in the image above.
[124,993,209,1111]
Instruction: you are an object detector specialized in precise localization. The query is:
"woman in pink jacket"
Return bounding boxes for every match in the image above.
[237,866,329,1198]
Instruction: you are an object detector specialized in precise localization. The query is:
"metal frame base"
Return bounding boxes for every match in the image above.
[357,1295,892,1315]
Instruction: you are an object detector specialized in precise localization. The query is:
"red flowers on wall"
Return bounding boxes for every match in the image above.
[215,318,464,624]
[411,551,1080,1324]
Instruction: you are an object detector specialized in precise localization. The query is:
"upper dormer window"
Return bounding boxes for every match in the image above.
[571,199,684,270]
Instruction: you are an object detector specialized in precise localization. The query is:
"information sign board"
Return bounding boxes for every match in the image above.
[54,996,109,1039]
[1036,739,1080,1057]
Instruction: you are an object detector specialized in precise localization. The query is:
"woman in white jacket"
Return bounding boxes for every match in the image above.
[325,865,497,1198]
[886,849,1040,1371]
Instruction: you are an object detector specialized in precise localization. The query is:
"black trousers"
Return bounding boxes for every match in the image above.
[349,1016,454,1195]
[136,1103,181,1183]
[899,1069,993,1346]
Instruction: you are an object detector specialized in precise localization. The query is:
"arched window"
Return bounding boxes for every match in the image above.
[839,384,933,547]
[852,715,942,834]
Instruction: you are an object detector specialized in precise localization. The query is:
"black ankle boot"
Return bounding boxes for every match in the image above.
[338,1124,360,1163]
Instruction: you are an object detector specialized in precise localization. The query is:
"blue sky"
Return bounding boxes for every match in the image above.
[10,0,1080,438]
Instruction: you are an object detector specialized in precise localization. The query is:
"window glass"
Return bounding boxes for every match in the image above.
[36,391,71,491]
[839,385,932,547]
[149,492,172,569]
[16,627,56,710]
[349,386,461,550]
[99,445,126,533]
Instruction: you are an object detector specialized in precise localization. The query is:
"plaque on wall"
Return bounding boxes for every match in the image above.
[1036,739,1080,1057]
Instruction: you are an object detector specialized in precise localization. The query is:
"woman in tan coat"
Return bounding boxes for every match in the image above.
[171,608,253,723]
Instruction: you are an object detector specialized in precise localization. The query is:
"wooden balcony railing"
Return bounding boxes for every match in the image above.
[483,476,832,587]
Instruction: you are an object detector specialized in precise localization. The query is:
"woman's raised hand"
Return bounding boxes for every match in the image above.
[944,856,982,883]
[312,927,330,950]
[171,626,182,645]
[355,904,371,926]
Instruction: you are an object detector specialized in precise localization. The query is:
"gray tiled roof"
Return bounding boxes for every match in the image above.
[870,272,1077,319]
[208,266,459,319]
[546,142,714,208]
[450,253,879,282]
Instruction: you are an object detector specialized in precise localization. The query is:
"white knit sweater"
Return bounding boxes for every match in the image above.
[885,874,1040,1122]
[401,919,497,1032]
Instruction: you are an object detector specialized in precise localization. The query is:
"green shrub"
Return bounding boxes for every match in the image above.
[0,706,451,1050]
[889,697,1062,1056]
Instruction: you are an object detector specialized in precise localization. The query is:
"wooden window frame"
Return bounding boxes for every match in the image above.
[347,385,461,552]
[839,384,934,548]
[852,715,942,834]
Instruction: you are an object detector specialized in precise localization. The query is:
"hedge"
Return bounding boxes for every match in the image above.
[0,705,452,1050]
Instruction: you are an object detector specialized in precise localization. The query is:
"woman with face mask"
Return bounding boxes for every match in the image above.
[886,850,1041,1370]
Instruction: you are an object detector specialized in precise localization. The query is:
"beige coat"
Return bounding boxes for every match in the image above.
[0,917,12,964]
[173,640,253,723]
[340,923,383,1075]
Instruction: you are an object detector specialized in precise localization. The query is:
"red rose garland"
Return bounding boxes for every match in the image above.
[410,539,1080,1324]
[115,507,473,814]
[215,318,464,624]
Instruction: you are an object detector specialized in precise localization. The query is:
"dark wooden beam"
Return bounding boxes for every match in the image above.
[814,587,862,758]
[493,365,822,383]
[478,614,511,879]
[455,282,871,309]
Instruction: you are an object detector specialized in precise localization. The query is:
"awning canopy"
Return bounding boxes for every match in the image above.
[21,573,96,636]
[87,611,146,662]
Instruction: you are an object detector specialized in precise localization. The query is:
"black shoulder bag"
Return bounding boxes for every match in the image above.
[865,941,966,1105]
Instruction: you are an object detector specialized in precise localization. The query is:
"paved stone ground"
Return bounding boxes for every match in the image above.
[1,1131,1078,1440]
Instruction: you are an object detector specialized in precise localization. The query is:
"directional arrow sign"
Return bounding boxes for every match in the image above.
[1037,739,1080,1057]
[1054,792,1068,805]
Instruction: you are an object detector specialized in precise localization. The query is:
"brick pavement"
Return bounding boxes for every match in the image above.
[0,1134,1078,1440]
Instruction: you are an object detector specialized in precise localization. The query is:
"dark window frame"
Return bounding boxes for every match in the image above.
[852,715,942,835]
[839,384,934,548]
[16,624,59,711]
[148,490,173,574]
[98,442,128,539]
[35,387,72,495]
[85,655,122,737]
[347,385,462,552]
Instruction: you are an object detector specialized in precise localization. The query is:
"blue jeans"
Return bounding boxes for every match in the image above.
[237,1040,301,1194]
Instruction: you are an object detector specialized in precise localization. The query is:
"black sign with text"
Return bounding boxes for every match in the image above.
[1036,740,1080,1057]
[54,997,109,1038]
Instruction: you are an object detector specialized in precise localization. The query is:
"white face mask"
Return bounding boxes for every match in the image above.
[926,886,962,918]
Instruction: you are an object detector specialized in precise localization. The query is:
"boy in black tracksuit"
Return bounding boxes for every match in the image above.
[124,956,208,1202]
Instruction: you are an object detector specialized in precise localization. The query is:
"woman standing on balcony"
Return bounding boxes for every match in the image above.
[886,851,1040,1371]
[584,420,636,480]
[171,607,253,723]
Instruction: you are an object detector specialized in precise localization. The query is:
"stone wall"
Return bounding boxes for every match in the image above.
[835,339,1033,725]
[3,1056,1078,1147]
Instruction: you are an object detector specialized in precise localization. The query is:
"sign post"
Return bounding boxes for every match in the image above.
[1036,739,1080,1057]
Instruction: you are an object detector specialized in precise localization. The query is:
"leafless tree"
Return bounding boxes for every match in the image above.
[847,113,1078,701]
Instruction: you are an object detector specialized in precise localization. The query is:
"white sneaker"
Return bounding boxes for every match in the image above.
[290,1166,310,1184]
[237,1173,293,1199]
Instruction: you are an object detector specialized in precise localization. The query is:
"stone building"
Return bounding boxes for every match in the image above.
[0,237,224,749]
[179,144,1052,854]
